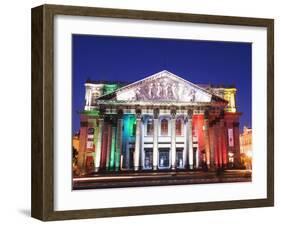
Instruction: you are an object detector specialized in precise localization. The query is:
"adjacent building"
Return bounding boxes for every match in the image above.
[75,70,242,174]
[240,126,252,169]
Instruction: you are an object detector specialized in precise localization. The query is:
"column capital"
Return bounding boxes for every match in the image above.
[153,108,159,119]
[111,117,117,125]
[135,107,142,119]
[170,107,177,119]
[99,105,106,118]
[219,109,225,118]
[187,109,193,119]
[117,108,123,119]
[204,109,210,119]
[203,120,209,131]
[219,118,226,128]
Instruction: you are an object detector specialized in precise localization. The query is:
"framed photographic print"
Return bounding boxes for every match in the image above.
[31,4,274,221]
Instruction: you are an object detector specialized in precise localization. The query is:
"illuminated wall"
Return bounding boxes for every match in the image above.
[223,88,237,113]
[77,111,100,173]
[83,110,100,153]
[210,87,237,113]
[103,84,119,95]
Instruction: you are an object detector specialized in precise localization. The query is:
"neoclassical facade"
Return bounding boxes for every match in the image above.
[77,70,241,174]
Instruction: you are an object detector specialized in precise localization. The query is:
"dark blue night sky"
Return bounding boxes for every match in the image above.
[72,34,252,134]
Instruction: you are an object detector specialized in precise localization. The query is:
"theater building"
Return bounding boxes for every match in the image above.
[76,70,241,174]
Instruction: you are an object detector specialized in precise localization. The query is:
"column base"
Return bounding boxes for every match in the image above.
[153,166,158,170]
[94,167,99,172]
[202,164,209,172]
[134,166,140,171]
[209,165,216,171]
[189,165,194,170]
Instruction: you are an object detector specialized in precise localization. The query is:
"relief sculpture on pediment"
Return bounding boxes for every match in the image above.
[134,77,197,102]
[115,72,212,103]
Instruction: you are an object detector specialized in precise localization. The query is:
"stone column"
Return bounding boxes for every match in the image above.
[219,114,227,168]
[105,122,112,170]
[212,121,219,168]
[94,117,104,172]
[183,116,188,169]
[203,110,211,168]
[115,110,123,171]
[188,110,193,169]
[195,144,200,169]
[233,122,241,167]
[217,119,223,168]
[141,117,145,169]
[125,139,130,169]
[109,122,117,170]
[134,109,142,171]
[153,108,159,170]
[171,108,177,169]
[171,109,177,169]
[209,121,215,169]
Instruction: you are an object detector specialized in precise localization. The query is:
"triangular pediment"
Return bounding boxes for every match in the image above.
[98,70,225,104]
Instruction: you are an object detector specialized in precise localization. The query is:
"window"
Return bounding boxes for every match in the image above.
[86,141,94,149]
[161,118,169,135]
[176,119,183,136]
[146,118,154,136]
[228,128,234,147]
[91,92,100,104]
[87,128,94,140]
[176,148,184,168]
[144,148,153,169]
[158,149,170,168]
[87,128,95,135]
